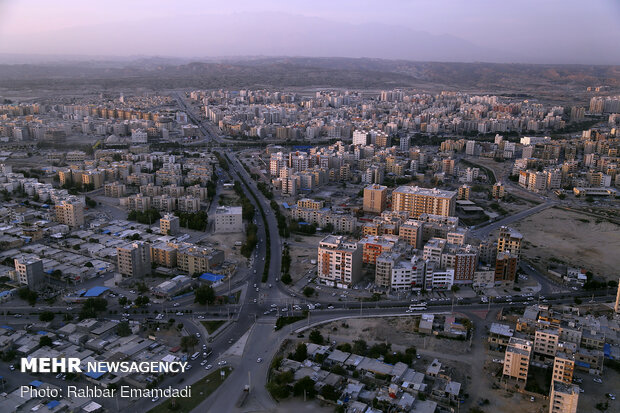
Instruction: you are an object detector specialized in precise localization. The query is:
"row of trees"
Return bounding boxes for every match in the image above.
[176,210,208,231]
[128,208,161,225]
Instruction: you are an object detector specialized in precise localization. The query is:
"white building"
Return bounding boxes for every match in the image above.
[214,206,243,233]
[317,235,362,288]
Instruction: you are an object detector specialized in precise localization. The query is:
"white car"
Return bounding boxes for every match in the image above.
[176,312,184,316]
[200,360,207,366]
[257,358,262,363]
[217,360,227,366]
[152,397,159,402]
[205,364,212,370]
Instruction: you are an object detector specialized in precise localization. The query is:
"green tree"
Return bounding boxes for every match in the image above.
[180,335,198,352]
[39,311,55,322]
[293,376,316,398]
[290,343,308,362]
[303,286,315,297]
[320,384,339,401]
[309,329,324,345]
[39,336,53,347]
[116,321,131,337]
[194,285,216,305]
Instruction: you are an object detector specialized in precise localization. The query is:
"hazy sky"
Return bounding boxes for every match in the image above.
[1,0,619,64]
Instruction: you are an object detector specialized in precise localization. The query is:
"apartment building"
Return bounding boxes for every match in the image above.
[176,196,201,213]
[534,329,560,359]
[549,381,579,413]
[214,206,243,233]
[492,182,505,199]
[359,235,398,265]
[160,214,180,235]
[398,220,423,248]
[126,193,152,212]
[55,199,85,228]
[13,256,44,290]
[375,251,402,289]
[495,251,518,284]
[423,238,446,265]
[117,242,151,278]
[297,198,324,210]
[392,186,456,218]
[503,337,533,383]
[317,235,362,289]
[150,242,178,268]
[552,353,575,385]
[177,246,224,275]
[497,226,522,258]
[104,181,126,198]
[363,184,388,214]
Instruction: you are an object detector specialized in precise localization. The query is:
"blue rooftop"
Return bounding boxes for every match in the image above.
[47,400,60,408]
[200,273,225,282]
[0,291,11,297]
[37,331,48,335]
[30,380,43,387]
[84,370,106,379]
[83,286,109,297]
[282,202,290,209]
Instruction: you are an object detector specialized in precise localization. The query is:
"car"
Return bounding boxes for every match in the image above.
[173,302,180,307]
[205,364,212,370]
[176,312,184,316]
[271,304,277,308]
[202,344,207,349]
[66,307,73,311]
[406,309,412,313]
[9,365,14,371]
[217,360,227,366]
[579,388,584,393]
[253,298,257,303]
[152,397,159,402]
[186,364,192,370]
[606,393,616,400]
[327,305,334,309]
[253,284,257,288]
[530,396,535,402]
[416,355,421,359]
[13,314,22,318]
[195,333,201,338]
[264,311,270,315]
[228,338,234,344]
[257,358,262,363]
[593,377,603,383]
[122,313,130,317]
[129,290,136,294]
[197,315,205,319]
[256,288,259,292]
[200,360,207,366]
[281,308,287,312]
[254,270,257,274]
[55,373,62,379]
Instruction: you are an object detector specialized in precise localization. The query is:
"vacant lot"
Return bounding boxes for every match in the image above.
[513,208,620,280]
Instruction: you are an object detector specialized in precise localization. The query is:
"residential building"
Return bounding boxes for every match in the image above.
[398,220,423,248]
[214,206,243,233]
[297,198,324,210]
[160,214,180,235]
[492,182,505,199]
[503,337,532,383]
[457,184,470,200]
[392,186,456,218]
[317,235,362,288]
[177,245,224,275]
[552,353,575,385]
[117,242,151,278]
[497,226,522,258]
[150,242,178,268]
[55,199,85,228]
[363,184,388,214]
[549,381,579,413]
[13,256,44,290]
[104,181,126,198]
[534,329,560,359]
[495,251,518,284]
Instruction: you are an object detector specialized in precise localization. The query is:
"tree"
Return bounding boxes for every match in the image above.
[293,376,316,398]
[353,339,367,355]
[194,285,216,305]
[118,296,128,306]
[309,330,324,345]
[134,295,150,307]
[291,343,308,362]
[84,261,94,268]
[39,311,55,322]
[303,286,315,297]
[180,335,198,352]
[116,321,131,337]
[320,384,339,401]
[281,272,292,285]
[39,336,53,347]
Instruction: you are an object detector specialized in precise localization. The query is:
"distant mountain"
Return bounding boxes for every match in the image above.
[0,57,618,91]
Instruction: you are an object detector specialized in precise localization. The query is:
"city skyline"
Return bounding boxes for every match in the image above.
[0,0,619,64]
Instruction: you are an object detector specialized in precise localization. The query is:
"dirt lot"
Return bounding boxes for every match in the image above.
[314,317,472,356]
[287,234,323,283]
[512,207,620,280]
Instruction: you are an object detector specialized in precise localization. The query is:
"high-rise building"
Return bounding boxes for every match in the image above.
[492,182,505,199]
[55,199,85,228]
[392,186,456,218]
[495,251,518,284]
[352,130,370,146]
[214,206,243,233]
[457,184,470,200]
[317,235,362,288]
[552,353,575,385]
[534,329,560,359]
[13,256,44,290]
[160,214,180,235]
[497,226,522,258]
[549,381,579,413]
[104,181,126,198]
[117,242,151,277]
[363,184,388,214]
[177,245,224,275]
[503,337,532,383]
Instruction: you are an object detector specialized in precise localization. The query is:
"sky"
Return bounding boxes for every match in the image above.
[0,0,619,64]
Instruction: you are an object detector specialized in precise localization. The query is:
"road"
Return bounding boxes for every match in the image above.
[471,200,556,239]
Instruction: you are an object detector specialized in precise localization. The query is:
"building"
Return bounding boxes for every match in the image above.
[534,329,560,359]
[117,242,151,278]
[297,198,324,210]
[497,226,522,258]
[398,220,423,248]
[150,242,178,268]
[104,181,126,198]
[457,184,470,200]
[392,186,456,218]
[359,235,397,265]
[317,235,362,288]
[214,206,243,233]
[160,214,180,235]
[492,182,505,199]
[55,199,85,228]
[495,251,518,284]
[503,337,532,384]
[13,256,44,290]
[177,246,224,275]
[363,184,388,214]
[552,353,575,385]
[549,381,579,413]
